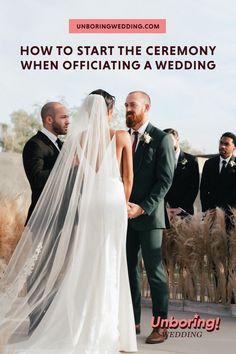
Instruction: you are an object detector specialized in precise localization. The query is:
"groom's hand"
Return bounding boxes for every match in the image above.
[128,202,145,219]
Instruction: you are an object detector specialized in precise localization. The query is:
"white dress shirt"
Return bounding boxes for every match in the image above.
[130,121,150,152]
[175,148,181,167]
[219,155,231,173]
[41,127,60,151]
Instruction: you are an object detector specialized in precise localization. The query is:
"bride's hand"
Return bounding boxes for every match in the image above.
[128,203,144,219]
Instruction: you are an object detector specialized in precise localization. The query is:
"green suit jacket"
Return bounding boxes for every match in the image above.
[129,123,175,231]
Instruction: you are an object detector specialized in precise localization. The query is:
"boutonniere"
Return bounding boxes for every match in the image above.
[180,158,188,166]
[229,160,236,168]
[140,132,153,145]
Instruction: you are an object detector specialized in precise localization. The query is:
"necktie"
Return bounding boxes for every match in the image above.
[132,131,139,155]
[220,160,227,174]
[56,138,63,150]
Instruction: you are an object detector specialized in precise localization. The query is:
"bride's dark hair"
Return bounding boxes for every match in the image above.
[89,89,115,111]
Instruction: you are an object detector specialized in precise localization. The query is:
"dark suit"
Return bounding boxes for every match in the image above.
[23,131,60,224]
[200,155,236,213]
[200,156,236,303]
[166,150,199,215]
[22,130,62,333]
[127,123,175,324]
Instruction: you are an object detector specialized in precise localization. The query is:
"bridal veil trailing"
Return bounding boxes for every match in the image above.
[0,95,137,354]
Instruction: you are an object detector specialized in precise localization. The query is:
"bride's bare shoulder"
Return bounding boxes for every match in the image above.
[115,130,131,144]
[110,129,130,146]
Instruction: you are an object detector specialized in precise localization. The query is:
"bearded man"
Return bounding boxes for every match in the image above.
[125,91,175,344]
[23,102,69,224]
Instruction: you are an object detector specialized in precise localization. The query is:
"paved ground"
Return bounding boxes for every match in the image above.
[126,307,236,354]
[4,301,236,354]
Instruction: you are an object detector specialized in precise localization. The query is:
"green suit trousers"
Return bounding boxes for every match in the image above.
[126,225,168,324]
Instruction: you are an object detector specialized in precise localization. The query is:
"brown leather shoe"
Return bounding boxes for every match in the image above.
[135,324,141,335]
[145,328,168,344]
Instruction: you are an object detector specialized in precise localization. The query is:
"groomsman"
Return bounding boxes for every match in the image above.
[23,102,69,224]
[125,91,175,344]
[163,128,199,215]
[200,132,236,225]
[200,132,236,304]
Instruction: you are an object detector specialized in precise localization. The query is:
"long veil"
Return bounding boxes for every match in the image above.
[0,95,137,353]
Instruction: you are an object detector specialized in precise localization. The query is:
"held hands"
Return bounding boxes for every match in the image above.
[127,202,145,219]
[127,203,131,212]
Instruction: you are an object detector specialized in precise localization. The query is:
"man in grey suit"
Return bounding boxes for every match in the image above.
[125,91,175,344]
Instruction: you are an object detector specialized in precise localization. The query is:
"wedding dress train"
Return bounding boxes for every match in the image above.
[0,95,137,354]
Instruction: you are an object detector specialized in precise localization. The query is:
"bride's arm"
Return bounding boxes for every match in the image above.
[118,131,133,203]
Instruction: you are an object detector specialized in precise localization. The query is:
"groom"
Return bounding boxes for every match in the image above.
[125,91,175,344]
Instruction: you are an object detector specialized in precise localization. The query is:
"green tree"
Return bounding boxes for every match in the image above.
[110,106,126,130]
[9,109,41,153]
[3,98,71,152]
[0,123,8,150]
[180,139,203,155]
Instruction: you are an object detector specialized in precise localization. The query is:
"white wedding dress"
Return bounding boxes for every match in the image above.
[0,95,137,354]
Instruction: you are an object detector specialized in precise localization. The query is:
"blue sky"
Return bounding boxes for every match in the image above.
[0,0,235,153]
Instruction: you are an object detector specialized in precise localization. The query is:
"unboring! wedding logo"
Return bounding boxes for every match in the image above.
[151,314,221,338]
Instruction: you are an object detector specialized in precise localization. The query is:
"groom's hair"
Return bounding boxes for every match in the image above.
[128,91,151,106]
[89,89,115,111]
[221,132,236,146]
[41,102,61,122]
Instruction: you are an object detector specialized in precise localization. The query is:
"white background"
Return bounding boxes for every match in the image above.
[0,0,235,153]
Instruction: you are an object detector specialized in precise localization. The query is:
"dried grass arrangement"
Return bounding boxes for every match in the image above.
[0,195,27,274]
[143,208,236,304]
[0,196,235,304]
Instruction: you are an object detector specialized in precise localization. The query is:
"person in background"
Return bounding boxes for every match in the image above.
[200,131,236,304]
[163,128,199,216]
[200,131,236,218]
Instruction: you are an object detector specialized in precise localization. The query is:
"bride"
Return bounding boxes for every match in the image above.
[0,90,137,354]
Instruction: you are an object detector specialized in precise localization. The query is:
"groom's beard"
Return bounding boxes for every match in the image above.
[126,111,144,128]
